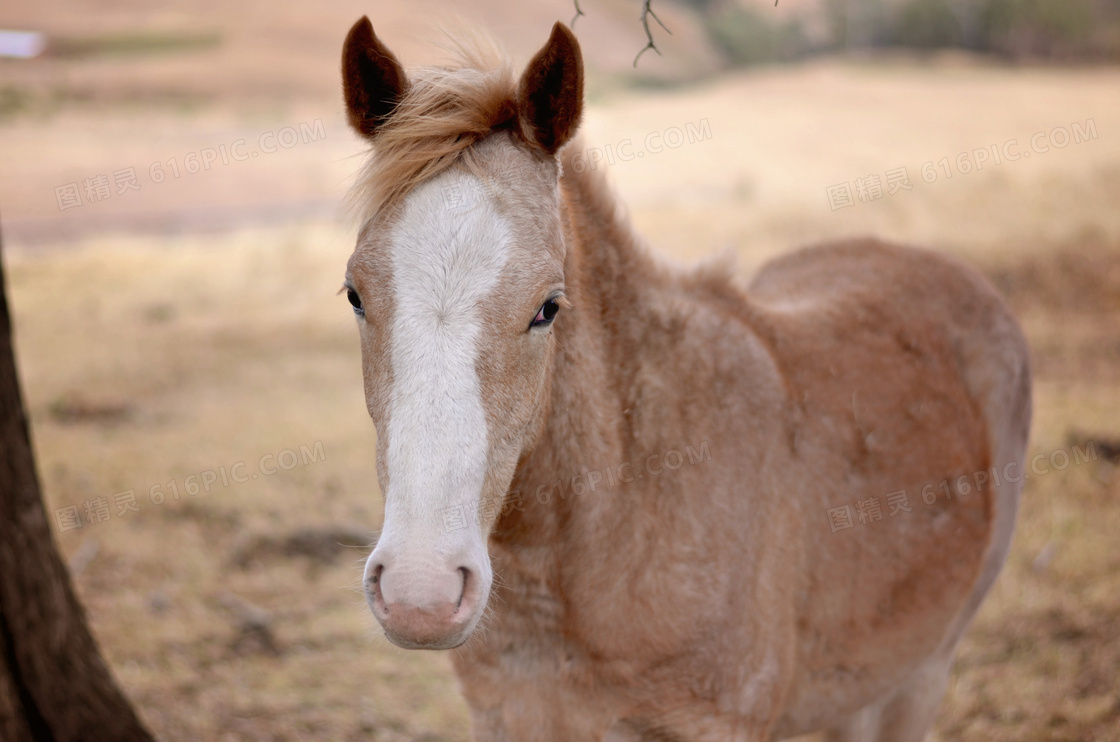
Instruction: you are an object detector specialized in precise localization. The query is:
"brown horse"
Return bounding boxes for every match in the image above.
[339,17,1031,741]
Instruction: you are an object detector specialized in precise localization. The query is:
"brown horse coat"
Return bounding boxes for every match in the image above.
[340,18,1031,741]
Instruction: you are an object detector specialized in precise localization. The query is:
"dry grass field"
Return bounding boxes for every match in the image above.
[2,1,1120,739]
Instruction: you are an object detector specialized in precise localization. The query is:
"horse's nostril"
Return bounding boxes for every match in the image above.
[367,563,384,588]
[456,566,470,610]
[365,563,388,617]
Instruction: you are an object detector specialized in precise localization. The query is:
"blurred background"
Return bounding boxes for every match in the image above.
[1,0,1118,739]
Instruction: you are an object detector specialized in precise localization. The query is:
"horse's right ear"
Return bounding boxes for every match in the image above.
[342,16,407,140]
[517,23,584,155]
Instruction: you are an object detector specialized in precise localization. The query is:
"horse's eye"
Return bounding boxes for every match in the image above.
[347,288,364,315]
[530,298,560,328]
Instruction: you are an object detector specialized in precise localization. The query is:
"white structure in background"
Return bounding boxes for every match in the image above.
[0,31,46,59]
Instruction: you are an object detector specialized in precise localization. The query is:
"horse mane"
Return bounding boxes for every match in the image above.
[344,26,734,293]
[347,31,520,224]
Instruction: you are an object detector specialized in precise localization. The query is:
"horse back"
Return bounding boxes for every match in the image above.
[745,238,1030,724]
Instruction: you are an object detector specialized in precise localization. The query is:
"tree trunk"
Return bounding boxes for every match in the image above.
[0,218,155,741]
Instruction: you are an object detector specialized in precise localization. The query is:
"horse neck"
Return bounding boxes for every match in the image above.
[494,156,657,554]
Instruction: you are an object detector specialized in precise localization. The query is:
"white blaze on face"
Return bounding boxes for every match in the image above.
[377,168,510,580]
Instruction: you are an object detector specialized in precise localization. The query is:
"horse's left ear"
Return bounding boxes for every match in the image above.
[342,16,408,140]
[517,22,584,154]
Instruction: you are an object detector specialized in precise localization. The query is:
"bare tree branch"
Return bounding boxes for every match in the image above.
[634,0,672,67]
[571,0,585,28]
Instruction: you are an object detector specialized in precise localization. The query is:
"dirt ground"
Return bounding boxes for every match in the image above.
[2,1,1120,740]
